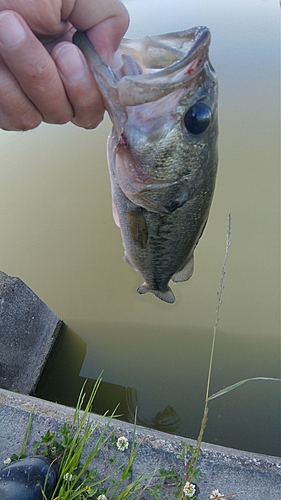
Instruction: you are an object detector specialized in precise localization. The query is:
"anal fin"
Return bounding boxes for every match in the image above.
[172,254,194,283]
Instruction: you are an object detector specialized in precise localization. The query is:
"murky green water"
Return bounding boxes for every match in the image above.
[0,0,280,456]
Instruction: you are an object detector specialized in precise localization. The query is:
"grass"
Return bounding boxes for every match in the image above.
[30,380,171,500]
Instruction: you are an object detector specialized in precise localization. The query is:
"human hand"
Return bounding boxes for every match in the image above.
[0,0,129,130]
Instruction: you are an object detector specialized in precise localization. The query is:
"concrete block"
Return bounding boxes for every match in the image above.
[0,270,62,394]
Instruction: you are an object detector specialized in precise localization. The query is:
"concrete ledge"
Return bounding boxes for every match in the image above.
[0,388,280,499]
[0,271,62,394]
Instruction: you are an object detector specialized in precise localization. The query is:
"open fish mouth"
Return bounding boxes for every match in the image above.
[73,26,211,126]
[115,27,211,106]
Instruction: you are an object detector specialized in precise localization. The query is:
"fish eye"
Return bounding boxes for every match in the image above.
[184,102,211,135]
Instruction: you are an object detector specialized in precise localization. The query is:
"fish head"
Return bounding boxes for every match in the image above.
[73,27,218,214]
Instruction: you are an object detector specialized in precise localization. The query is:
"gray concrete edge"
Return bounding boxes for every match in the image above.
[0,388,280,499]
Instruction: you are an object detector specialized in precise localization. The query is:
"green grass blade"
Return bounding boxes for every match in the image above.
[20,413,33,458]
[208,377,281,401]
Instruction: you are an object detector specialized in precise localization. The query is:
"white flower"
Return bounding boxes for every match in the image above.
[183,481,196,497]
[97,495,108,500]
[3,458,11,465]
[116,436,129,451]
[63,472,74,481]
[210,489,223,499]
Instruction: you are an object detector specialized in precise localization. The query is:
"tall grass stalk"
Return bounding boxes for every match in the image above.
[180,212,232,496]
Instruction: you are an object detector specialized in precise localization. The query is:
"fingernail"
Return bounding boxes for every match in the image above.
[54,44,86,82]
[0,12,26,48]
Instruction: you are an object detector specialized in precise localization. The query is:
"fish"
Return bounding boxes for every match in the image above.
[73,27,218,303]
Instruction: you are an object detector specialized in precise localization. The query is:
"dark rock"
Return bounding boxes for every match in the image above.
[0,456,58,500]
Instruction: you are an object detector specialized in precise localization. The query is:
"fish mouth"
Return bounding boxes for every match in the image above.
[73,26,211,131]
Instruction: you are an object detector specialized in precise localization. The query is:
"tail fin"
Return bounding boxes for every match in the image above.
[137,282,175,304]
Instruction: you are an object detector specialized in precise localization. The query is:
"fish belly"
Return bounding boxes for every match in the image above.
[111,173,213,303]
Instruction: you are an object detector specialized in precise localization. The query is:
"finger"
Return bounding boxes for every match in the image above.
[0,0,69,36]
[68,0,129,61]
[0,54,42,130]
[0,10,73,126]
[86,15,128,65]
[66,0,129,33]
[52,41,104,129]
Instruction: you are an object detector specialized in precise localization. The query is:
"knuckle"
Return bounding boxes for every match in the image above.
[27,59,55,90]
[43,107,73,125]
[0,91,43,131]
[118,3,130,31]
[71,103,104,129]
[72,114,103,129]
[13,110,42,131]
[0,112,42,131]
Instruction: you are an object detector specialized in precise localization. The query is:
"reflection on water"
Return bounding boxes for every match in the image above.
[1,0,280,456]
[138,405,181,435]
[35,324,87,403]
[123,385,181,434]
[36,321,281,457]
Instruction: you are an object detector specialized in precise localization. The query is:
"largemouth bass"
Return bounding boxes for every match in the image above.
[73,27,218,303]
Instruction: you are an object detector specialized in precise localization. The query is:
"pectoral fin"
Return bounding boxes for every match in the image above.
[123,251,138,271]
[172,254,194,283]
[127,207,148,249]
[112,200,120,227]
